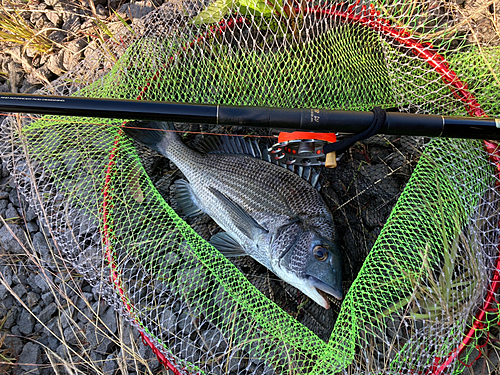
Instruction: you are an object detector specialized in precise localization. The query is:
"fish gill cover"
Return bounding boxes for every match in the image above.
[0,0,500,374]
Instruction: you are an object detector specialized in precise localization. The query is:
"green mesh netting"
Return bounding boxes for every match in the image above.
[1,1,500,374]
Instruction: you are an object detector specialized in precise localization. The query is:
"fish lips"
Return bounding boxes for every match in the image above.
[306,275,343,302]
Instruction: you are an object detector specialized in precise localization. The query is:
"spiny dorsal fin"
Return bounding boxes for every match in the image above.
[198,135,265,158]
[199,136,322,190]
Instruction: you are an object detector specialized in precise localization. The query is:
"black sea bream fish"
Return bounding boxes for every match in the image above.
[124,122,343,309]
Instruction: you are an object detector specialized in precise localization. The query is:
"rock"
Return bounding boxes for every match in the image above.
[47,335,59,351]
[101,307,117,334]
[20,80,38,96]
[3,307,18,329]
[87,323,113,354]
[31,3,48,24]
[63,323,86,345]
[12,283,27,299]
[46,50,66,75]
[26,291,39,308]
[12,270,28,286]
[18,342,41,374]
[95,4,109,19]
[160,308,177,332]
[1,163,10,178]
[48,30,66,44]
[4,204,19,220]
[39,302,58,323]
[118,2,153,22]
[17,308,35,335]
[109,0,124,9]
[62,14,81,32]
[0,82,9,93]
[10,325,21,337]
[8,46,32,73]
[32,305,42,316]
[103,353,118,374]
[62,50,81,72]
[202,328,228,354]
[32,231,50,257]
[24,206,37,222]
[0,284,8,300]
[2,334,23,356]
[33,273,52,293]
[27,221,39,232]
[2,294,15,310]
[8,187,21,207]
[34,16,52,31]
[46,10,63,27]
[41,292,54,306]
[1,264,13,286]
[26,66,53,85]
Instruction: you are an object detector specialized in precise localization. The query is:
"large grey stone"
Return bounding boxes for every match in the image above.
[26,291,39,308]
[62,14,81,32]
[2,334,23,356]
[4,204,19,220]
[63,324,86,346]
[33,272,52,293]
[86,323,114,354]
[26,221,39,233]
[46,50,65,75]
[17,308,35,335]
[12,283,26,299]
[118,2,153,21]
[100,306,117,334]
[8,188,21,207]
[3,306,18,329]
[46,10,63,27]
[0,223,26,253]
[41,292,54,306]
[18,342,41,374]
[25,206,38,222]
[32,231,50,257]
[39,302,58,323]
[0,284,8,300]
[103,353,118,374]
[0,264,12,286]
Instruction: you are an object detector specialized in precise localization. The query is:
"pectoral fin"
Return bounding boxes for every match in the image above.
[210,232,247,257]
[174,179,204,218]
[208,187,267,240]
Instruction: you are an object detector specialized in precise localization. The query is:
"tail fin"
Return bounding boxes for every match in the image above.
[123,121,177,155]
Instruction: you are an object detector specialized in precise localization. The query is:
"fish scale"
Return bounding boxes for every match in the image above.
[124,121,343,309]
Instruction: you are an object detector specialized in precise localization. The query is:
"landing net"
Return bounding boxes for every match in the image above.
[1,1,500,374]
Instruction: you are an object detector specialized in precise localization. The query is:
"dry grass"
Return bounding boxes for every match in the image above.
[0,203,165,374]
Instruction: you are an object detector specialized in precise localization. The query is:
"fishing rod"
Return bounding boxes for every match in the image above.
[0,93,499,139]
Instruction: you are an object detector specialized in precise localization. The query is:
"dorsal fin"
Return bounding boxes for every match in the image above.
[198,135,322,190]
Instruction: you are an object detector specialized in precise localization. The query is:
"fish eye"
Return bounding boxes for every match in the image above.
[313,246,328,261]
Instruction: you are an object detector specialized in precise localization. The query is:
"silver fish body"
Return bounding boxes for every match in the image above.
[125,122,343,309]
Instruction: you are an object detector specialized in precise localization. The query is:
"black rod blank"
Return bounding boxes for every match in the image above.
[0,93,498,139]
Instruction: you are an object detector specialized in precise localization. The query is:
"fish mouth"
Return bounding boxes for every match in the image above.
[306,275,343,301]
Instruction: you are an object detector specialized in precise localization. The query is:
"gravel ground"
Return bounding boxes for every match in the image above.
[0,0,499,374]
[0,1,178,374]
